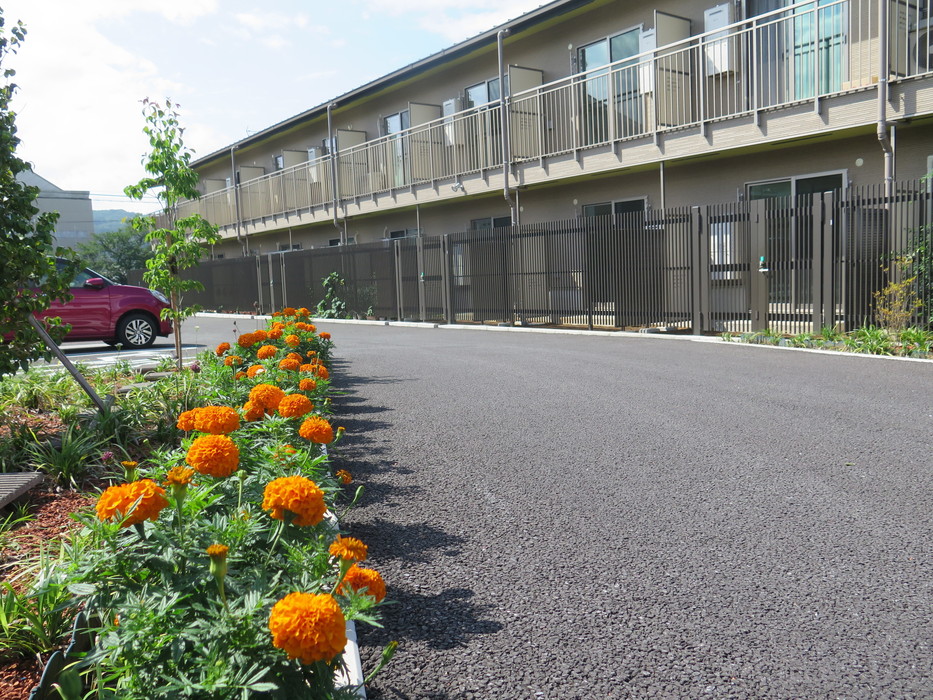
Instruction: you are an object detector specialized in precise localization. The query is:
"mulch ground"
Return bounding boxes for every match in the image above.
[0,485,95,700]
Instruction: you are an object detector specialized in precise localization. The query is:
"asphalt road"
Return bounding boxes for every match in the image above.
[45,316,932,698]
[317,322,932,699]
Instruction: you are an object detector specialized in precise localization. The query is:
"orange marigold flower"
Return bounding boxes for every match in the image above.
[285,334,300,347]
[278,394,314,418]
[281,307,297,317]
[299,363,315,372]
[268,592,346,665]
[257,344,278,360]
[271,322,285,331]
[307,350,317,357]
[298,307,310,316]
[206,543,229,557]
[339,564,386,602]
[299,416,334,444]
[247,364,266,378]
[234,371,247,380]
[96,479,168,527]
[269,328,283,340]
[278,358,301,371]
[224,355,243,367]
[306,324,317,334]
[249,383,285,412]
[319,332,331,340]
[186,434,240,478]
[262,475,326,526]
[253,329,269,341]
[164,466,195,487]
[215,342,231,356]
[299,378,317,392]
[335,469,352,484]
[242,400,265,422]
[329,535,367,562]
[286,352,303,362]
[311,365,330,380]
[237,332,256,349]
[192,406,240,435]
[294,322,310,332]
[177,409,198,432]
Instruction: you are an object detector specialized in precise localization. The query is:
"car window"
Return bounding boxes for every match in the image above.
[72,269,96,287]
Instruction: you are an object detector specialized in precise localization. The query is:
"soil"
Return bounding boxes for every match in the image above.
[0,485,95,700]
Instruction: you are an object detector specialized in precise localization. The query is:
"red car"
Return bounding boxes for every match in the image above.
[37,261,172,349]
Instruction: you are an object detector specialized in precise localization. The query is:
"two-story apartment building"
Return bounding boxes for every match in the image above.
[184,0,933,258]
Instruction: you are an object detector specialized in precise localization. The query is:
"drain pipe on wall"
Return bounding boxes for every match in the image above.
[497,28,517,225]
[327,102,346,245]
[230,145,246,255]
[877,0,894,198]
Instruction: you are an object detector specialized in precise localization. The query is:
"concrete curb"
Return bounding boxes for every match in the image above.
[194,313,933,363]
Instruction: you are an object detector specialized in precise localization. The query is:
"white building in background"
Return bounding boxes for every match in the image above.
[18,170,95,250]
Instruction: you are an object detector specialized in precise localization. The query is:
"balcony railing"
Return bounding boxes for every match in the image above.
[175,0,933,231]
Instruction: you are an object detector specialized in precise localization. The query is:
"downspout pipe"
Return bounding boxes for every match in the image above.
[497,29,517,225]
[327,102,345,244]
[230,145,245,255]
[877,0,894,199]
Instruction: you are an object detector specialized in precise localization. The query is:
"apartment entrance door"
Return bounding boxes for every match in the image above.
[747,172,843,331]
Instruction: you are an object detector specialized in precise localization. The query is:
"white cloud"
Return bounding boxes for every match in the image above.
[0,0,219,211]
[359,0,547,42]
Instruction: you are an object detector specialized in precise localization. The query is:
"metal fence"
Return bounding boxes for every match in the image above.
[158,182,932,335]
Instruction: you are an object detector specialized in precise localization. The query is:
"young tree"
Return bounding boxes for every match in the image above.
[124,99,220,369]
[0,12,79,378]
[77,224,153,284]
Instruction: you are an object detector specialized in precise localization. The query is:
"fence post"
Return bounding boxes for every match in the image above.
[442,234,454,325]
[690,206,707,334]
[811,192,832,333]
[749,199,771,331]
[394,240,403,322]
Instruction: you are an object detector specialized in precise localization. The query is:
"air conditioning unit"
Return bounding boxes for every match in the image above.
[704,3,734,76]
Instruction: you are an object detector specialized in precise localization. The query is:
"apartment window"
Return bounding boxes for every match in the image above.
[328,237,356,247]
[748,0,847,103]
[388,228,418,239]
[272,155,285,171]
[746,172,843,201]
[577,27,644,142]
[582,198,646,218]
[277,243,302,252]
[383,111,410,186]
[470,216,512,230]
[465,78,503,108]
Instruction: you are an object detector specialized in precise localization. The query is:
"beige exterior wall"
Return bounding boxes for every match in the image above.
[196,0,933,258]
[18,170,95,250]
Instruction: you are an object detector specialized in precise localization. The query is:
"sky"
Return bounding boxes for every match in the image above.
[3,0,547,214]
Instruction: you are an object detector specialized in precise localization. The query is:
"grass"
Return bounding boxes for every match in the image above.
[722,325,933,357]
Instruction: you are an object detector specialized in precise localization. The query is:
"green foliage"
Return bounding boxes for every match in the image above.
[124,98,220,370]
[27,423,107,488]
[0,552,76,657]
[874,255,923,333]
[0,12,79,379]
[76,225,153,284]
[316,273,348,319]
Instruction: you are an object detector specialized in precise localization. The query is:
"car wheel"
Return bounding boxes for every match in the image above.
[116,313,157,349]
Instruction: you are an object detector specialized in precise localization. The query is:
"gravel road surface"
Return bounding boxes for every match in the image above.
[321,323,931,699]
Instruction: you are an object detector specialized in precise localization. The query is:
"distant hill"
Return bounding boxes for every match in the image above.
[93,209,141,233]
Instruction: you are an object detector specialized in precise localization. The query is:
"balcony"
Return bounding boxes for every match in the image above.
[176,0,933,235]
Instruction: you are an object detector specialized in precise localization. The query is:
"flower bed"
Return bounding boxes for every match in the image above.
[9,308,390,698]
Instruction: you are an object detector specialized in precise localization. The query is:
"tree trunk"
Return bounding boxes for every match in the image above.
[171,289,183,371]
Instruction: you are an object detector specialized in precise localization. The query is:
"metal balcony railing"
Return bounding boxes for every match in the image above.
[170,0,933,231]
